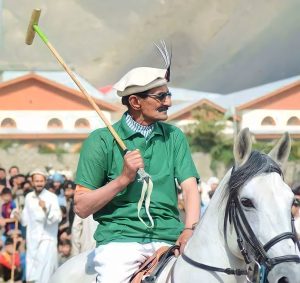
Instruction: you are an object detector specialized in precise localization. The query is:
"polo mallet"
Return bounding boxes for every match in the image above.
[25,9,154,228]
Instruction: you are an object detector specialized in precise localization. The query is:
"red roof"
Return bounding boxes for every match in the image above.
[99,85,113,94]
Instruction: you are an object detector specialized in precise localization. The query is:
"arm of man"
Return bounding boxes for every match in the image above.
[176,177,200,254]
[74,150,144,218]
[21,196,30,227]
[46,195,62,225]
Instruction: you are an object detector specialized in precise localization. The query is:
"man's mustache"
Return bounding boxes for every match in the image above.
[157,106,169,112]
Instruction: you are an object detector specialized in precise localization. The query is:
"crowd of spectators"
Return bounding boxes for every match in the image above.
[0,165,97,282]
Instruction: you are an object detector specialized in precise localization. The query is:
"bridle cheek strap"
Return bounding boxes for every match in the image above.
[233,197,300,272]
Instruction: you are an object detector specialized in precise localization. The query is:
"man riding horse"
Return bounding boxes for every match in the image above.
[74,43,200,283]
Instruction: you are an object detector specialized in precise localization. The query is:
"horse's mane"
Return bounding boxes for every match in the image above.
[223,150,283,239]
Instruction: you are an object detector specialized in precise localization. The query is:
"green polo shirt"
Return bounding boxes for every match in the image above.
[75,114,199,245]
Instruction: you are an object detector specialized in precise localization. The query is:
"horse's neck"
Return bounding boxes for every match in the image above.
[184,171,245,271]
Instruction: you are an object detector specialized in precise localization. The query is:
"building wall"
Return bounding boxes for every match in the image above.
[240,109,300,134]
[0,110,110,133]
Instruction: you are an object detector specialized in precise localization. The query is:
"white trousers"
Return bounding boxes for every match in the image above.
[93,242,170,283]
[26,239,58,283]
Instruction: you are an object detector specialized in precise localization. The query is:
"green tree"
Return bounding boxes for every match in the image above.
[186,104,300,174]
[185,104,234,173]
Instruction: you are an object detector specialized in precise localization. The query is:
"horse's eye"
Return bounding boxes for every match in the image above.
[241,198,254,208]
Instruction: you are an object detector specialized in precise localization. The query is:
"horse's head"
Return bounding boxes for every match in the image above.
[225,128,300,283]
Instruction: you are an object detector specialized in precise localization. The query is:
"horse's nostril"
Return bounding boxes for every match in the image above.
[278,277,289,283]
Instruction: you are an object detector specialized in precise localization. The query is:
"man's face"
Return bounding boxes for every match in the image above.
[17,175,25,185]
[1,193,12,203]
[4,244,14,254]
[32,174,46,194]
[136,85,172,124]
[64,188,74,199]
[0,170,6,180]
[9,167,19,177]
[53,181,61,190]
[22,183,31,192]
[61,244,71,256]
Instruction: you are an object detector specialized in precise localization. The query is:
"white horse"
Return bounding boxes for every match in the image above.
[50,129,300,283]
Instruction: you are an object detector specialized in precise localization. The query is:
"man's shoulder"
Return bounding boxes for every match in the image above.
[42,189,58,199]
[157,122,185,137]
[87,120,122,141]
[25,191,35,199]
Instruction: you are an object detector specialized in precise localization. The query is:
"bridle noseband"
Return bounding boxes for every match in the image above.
[181,194,300,282]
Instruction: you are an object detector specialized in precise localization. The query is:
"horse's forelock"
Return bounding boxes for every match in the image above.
[223,151,283,240]
[227,151,282,199]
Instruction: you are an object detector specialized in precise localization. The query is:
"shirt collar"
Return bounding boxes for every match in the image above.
[125,113,154,139]
[118,112,163,140]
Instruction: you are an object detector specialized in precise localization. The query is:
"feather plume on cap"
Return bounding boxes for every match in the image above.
[113,40,172,97]
[154,40,172,82]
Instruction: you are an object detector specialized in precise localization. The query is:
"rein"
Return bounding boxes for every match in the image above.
[181,253,247,276]
[180,194,300,283]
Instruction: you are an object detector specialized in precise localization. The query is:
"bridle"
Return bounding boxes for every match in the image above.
[180,188,300,282]
[230,196,300,270]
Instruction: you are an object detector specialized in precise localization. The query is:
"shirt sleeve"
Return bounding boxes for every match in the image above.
[173,129,200,184]
[21,197,29,227]
[75,130,108,190]
[46,195,62,225]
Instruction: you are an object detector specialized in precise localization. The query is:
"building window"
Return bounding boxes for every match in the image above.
[75,118,90,129]
[1,118,17,128]
[287,116,300,126]
[261,116,276,126]
[47,118,63,128]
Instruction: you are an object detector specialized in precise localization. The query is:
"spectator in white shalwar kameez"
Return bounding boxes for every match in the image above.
[21,170,62,283]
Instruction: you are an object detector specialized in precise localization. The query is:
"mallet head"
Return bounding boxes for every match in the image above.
[25,9,41,45]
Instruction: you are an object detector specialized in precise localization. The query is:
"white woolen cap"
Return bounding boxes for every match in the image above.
[30,169,48,179]
[113,67,168,97]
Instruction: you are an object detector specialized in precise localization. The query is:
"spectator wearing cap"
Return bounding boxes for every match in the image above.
[21,169,62,283]
[51,173,66,207]
[74,43,200,282]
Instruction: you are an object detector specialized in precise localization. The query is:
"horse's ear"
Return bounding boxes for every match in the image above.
[234,128,252,168]
[268,132,291,168]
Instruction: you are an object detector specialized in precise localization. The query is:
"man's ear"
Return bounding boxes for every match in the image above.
[129,95,141,110]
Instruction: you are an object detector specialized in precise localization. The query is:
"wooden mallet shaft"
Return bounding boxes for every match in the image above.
[25,9,127,151]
